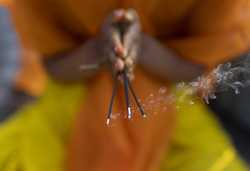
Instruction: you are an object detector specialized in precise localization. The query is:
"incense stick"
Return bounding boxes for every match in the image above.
[123,71,132,119]
[106,74,118,125]
[127,78,146,117]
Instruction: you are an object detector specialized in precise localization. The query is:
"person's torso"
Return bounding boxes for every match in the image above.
[19,0,199,38]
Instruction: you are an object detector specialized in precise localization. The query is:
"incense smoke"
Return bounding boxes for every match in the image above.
[106,54,250,123]
[190,55,250,103]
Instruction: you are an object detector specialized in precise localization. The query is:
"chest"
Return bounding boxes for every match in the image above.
[45,0,197,37]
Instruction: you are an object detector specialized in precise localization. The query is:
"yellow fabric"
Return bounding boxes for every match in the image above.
[0,80,84,171]
[0,80,247,171]
[161,89,247,171]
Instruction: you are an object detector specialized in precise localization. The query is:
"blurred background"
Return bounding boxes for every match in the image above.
[0,1,250,171]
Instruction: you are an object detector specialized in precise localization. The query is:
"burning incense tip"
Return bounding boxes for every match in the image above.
[128,107,132,119]
[106,118,111,125]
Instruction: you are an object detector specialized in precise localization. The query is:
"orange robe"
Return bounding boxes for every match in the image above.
[6,0,250,170]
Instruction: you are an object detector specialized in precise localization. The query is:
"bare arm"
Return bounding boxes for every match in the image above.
[138,34,205,82]
[44,34,205,83]
[44,9,205,84]
[44,38,104,83]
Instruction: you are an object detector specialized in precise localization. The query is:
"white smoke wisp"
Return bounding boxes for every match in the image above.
[189,55,250,103]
